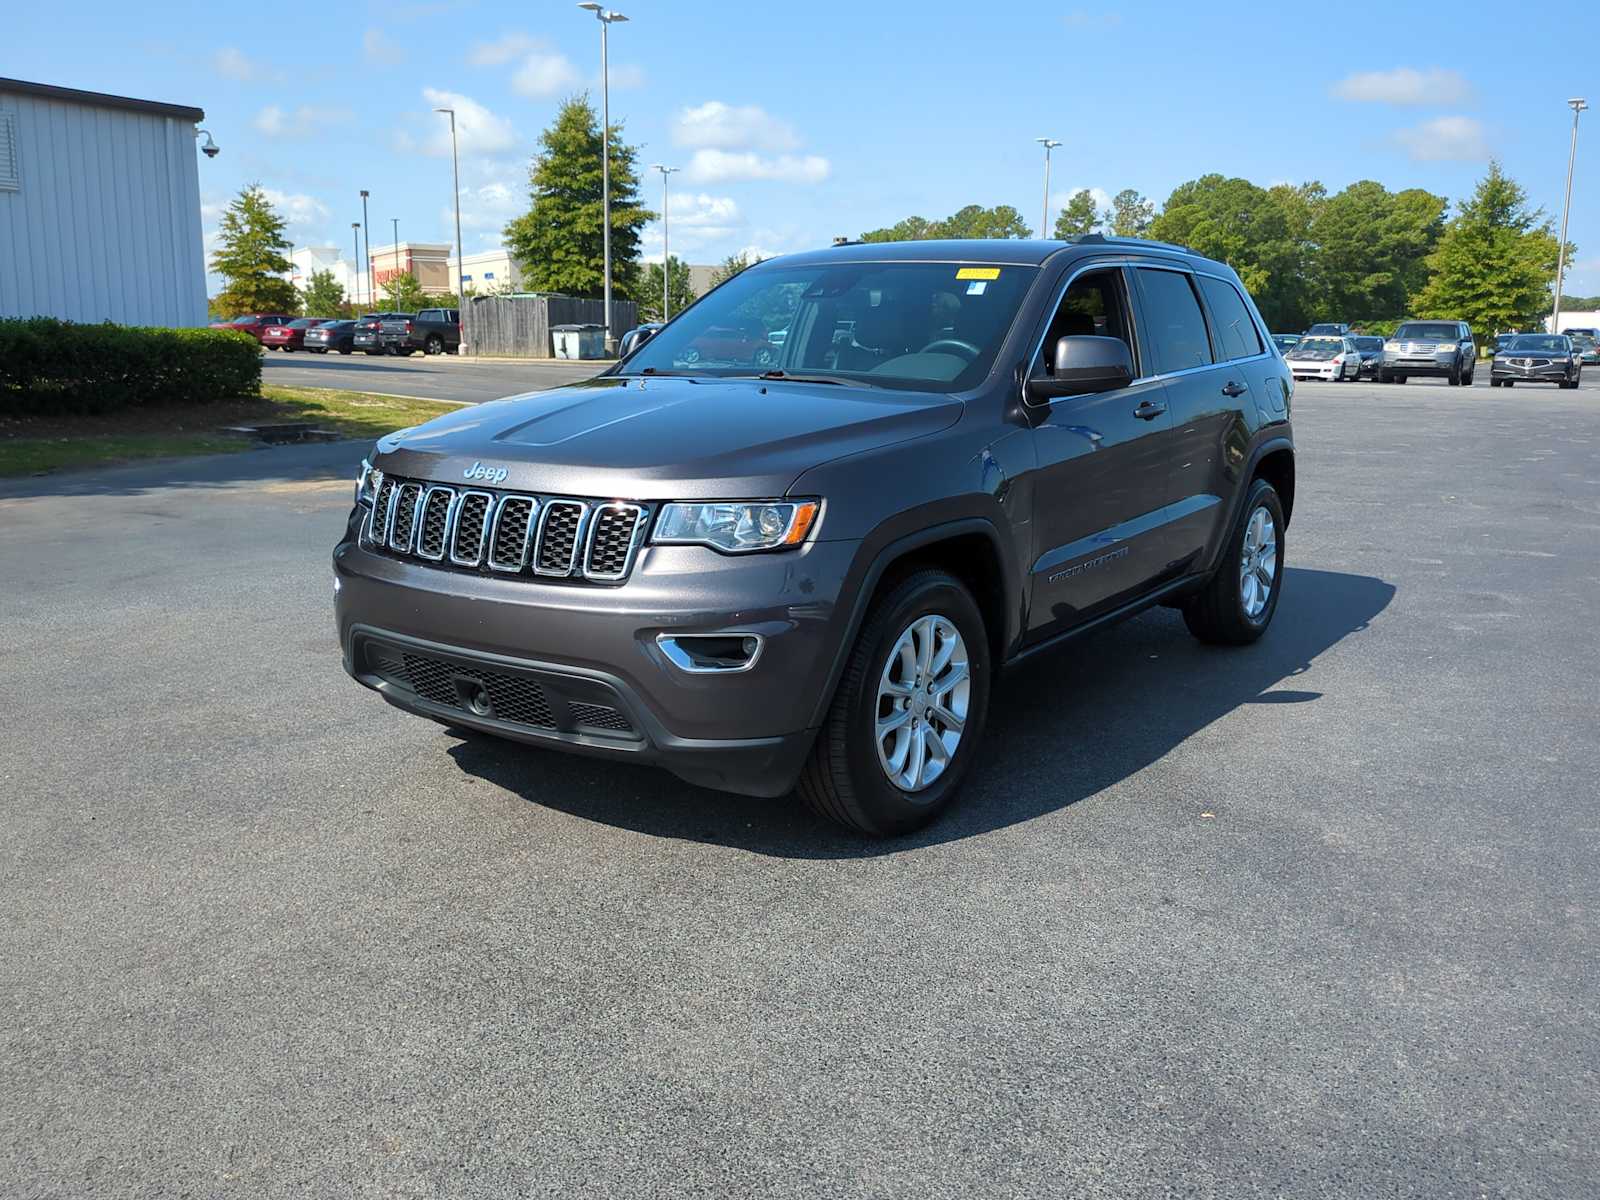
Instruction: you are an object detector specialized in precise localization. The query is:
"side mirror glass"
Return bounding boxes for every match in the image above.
[1028,335,1135,402]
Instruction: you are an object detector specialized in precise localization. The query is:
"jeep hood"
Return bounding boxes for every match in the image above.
[371,375,963,498]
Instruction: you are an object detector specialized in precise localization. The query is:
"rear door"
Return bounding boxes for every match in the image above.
[1024,262,1176,638]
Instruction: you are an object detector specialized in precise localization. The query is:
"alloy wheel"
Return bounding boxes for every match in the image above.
[874,614,970,793]
[1239,506,1278,621]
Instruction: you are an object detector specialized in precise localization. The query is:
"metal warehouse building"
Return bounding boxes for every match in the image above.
[0,78,208,327]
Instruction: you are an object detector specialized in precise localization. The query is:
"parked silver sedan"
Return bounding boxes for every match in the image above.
[1284,336,1361,382]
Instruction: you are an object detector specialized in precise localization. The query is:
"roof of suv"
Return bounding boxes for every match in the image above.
[780,235,1205,271]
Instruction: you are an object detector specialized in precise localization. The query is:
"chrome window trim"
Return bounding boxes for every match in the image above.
[415,485,457,562]
[1025,256,1149,391]
[533,500,590,577]
[449,490,496,567]
[487,494,539,573]
[387,482,423,554]
[582,502,648,582]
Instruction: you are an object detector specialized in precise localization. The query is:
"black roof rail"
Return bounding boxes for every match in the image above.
[1069,232,1198,256]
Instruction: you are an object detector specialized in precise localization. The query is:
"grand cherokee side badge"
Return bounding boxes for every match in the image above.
[462,462,509,484]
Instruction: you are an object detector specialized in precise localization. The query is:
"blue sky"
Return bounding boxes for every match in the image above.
[7,0,1597,296]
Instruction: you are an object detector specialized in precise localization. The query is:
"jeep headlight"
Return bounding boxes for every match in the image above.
[653,499,819,553]
[354,458,381,506]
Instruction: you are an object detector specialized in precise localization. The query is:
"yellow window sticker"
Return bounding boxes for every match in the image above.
[955,267,1001,280]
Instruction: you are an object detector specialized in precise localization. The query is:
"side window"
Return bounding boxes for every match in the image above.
[1037,268,1139,378]
[1136,269,1214,374]
[1196,275,1263,361]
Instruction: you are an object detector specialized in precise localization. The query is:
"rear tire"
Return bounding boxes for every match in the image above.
[1504,381,1514,388]
[1182,478,1285,646]
[426,335,444,355]
[339,347,352,355]
[798,570,991,837]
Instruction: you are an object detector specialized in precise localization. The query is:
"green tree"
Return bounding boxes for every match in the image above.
[1053,189,1101,239]
[380,271,428,311]
[860,204,1031,242]
[709,251,762,288]
[300,268,346,316]
[1414,162,1562,335]
[210,184,298,316]
[503,94,654,300]
[1106,189,1155,238]
[640,256,695,322]
[1308,181,1446,324]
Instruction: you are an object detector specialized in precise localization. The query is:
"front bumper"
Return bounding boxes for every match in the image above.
[1491,362,1571,383]
[1289,361,1342,380]
[1383,352,1456,377]
[333,521,862,797]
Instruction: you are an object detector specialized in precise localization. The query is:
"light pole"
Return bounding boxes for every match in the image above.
[360,190,372,305]
[435,107,464,300]
[1036,138,1062,239]
[1553,98,1588,332]
[351,223,362,307]
[579,2,629,351]
[653,163,679,321]
[391,218,400,298]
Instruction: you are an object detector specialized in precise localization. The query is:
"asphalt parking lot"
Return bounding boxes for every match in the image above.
[3,376,1598,1197]
[261,349,600,403]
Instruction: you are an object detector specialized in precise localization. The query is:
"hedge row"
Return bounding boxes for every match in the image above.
[0,318,262,415]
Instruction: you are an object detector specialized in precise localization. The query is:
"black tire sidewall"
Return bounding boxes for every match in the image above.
[839,576,991,836]
[1234,481,1286,634]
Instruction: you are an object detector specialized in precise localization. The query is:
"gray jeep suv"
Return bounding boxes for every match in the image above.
[334,236,1296,836]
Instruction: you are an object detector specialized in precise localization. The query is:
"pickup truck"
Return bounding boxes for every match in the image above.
[379,308,461,356]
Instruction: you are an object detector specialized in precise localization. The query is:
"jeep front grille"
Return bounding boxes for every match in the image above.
[360,473,649,585]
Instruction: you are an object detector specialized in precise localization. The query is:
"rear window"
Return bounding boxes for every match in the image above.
[288,318,316,328]
[1395,322,1460,340]
[1136,269,1214,374]
[1196,275,1262,361]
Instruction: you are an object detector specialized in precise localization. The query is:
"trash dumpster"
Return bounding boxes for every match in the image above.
[551,323,606,360]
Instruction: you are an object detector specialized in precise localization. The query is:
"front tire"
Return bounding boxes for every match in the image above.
[798,570,991,837]
[425,335,444,355]
[1182,478,1285,646]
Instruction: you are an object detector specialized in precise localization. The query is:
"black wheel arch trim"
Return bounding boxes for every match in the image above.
[1201,433,1295,577]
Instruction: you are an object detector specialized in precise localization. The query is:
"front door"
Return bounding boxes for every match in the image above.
[1025,265,1175,640]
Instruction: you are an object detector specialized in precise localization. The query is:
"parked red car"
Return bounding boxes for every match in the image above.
[261,317,329,352]
[209,313,295,344]
[680,320,776,366]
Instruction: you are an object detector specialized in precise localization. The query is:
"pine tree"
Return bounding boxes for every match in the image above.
[1053,190,1101,238]
[503,94,654,299]
[1415,163,1562,335]
[1106,189,1155,238]
[211,184,299,316]
[640,256,695,322]
[301,268,346,317]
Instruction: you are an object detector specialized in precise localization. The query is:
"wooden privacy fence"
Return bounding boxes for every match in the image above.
[462,296,639,358]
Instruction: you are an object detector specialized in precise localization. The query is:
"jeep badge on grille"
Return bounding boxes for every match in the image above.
[462,461,509,484]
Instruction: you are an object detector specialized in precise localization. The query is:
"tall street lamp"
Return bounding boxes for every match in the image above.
[1553,97,1588,332]
[351,223,363,307]
[391,218,401,296]
[579,2,629,352]
[1036,138,1062,239]
[653,163,679,321]
[360,190,372,305]
[435,106,465,300]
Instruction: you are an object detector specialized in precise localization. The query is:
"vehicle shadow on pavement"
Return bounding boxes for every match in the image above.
[447,567,1395,857]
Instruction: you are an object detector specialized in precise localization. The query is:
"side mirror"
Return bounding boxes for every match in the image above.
[618,324,661,358]
[1027,335,1135,402]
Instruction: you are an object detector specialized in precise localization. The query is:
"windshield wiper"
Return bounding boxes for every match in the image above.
[747,369,868,388]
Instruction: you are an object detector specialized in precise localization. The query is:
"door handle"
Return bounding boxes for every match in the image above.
[1221,380,1247,397]
[1133,400,1167,421]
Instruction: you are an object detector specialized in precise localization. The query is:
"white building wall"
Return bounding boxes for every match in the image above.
[1549,310,1600,333]
[0,85,206,327]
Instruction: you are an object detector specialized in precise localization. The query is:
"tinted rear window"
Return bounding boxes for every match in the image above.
[1137,269,1214,374]
[1197,275,1262,361]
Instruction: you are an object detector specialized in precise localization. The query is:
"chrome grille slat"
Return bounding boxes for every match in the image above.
[363,473,646,585]
[450,491,494,566]
[489,495,538,572]
[535,501,587,576]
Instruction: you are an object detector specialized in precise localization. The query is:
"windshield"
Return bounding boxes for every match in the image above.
[1395,322,1460,340]
[1307,324,1343,334]
[288,318,316,329]
[1353,337,1383,350]
[1570,334,1595,349]
[1505,335,1568,353]
[1296,338,1344,353]
[619,260,1039,392]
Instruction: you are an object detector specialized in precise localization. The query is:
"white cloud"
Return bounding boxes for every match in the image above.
[607,63,647,90]
[1332,67,1472,106]
[673,101,800,151]
[1393,116,1489,162]
[252,105,350,140]
[212,47,279,82]
[685,149,830,185]
[450,178,522,234]
[363,28,405,66]
[467,32,538,65]
[419,89,518,156]
[261,189,332,235]
[512,48,582,97]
